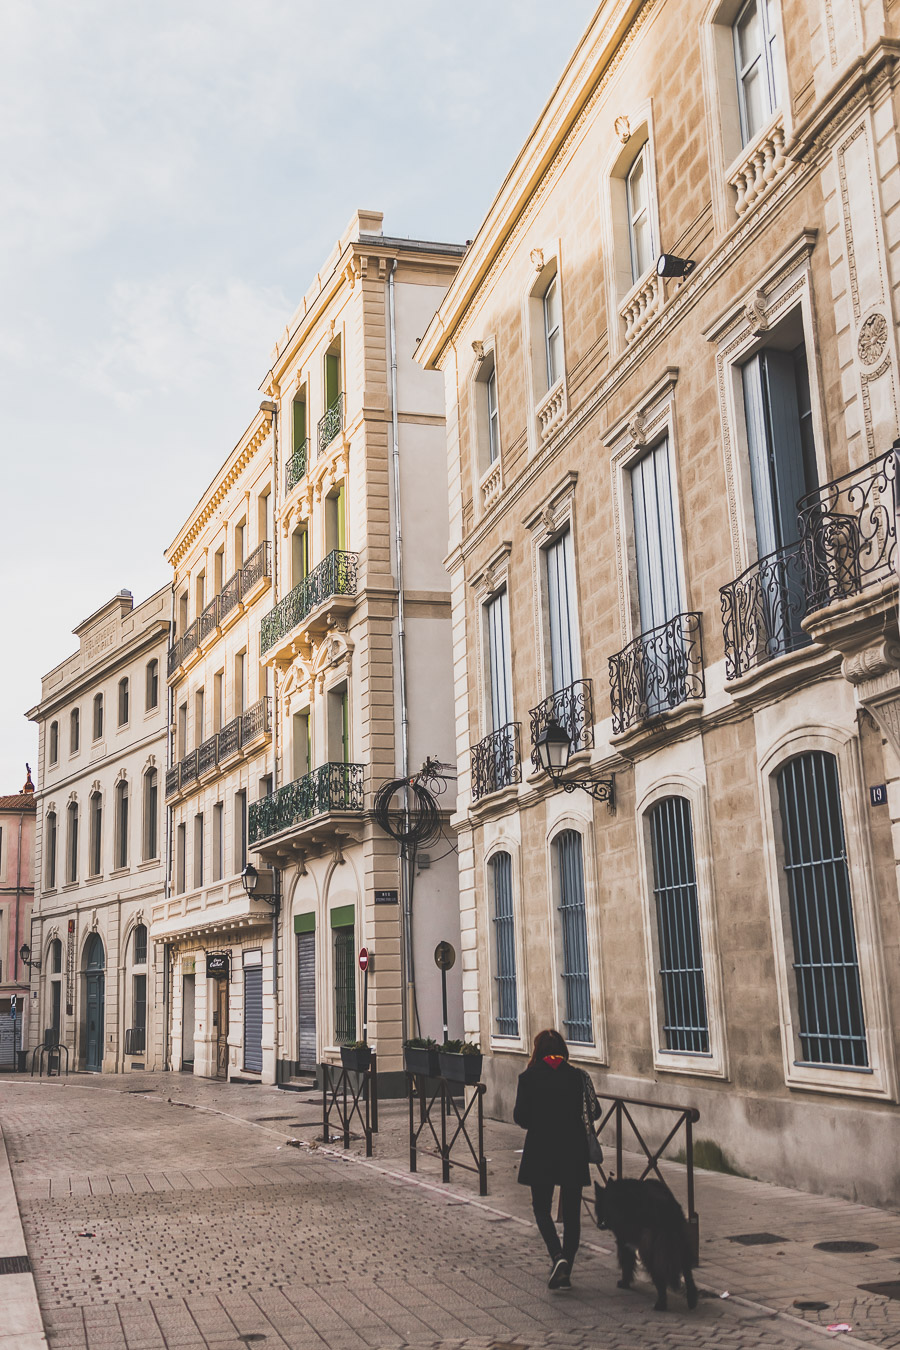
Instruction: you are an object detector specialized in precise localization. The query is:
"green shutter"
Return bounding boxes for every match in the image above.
[341,690,349,764]
[294,911,316,934]
[292,397,306,451]
[336,482,346,551]
[325,352,340,408]
[330,903,355,928]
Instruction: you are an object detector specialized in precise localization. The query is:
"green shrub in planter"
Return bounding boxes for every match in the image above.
[403,1037,440,1077]
[340,1041,372,1072]
[439,1039,483,1085]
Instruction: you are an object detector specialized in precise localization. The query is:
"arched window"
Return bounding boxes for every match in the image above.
[552,830,591,1044]
[132,923,148,965]
[93,693,104,741]
[66,802,79,883]
[49,721,59,766]
[774,751,867,1068]
[118,677,129,727]
[45,811,58,888]
[50,938,63,973]
[130,925,148,1055]
[70,708,80,754]
[647,796,709,1054]
[115,780,129,869]
[89,791,103,877]
[490,852,518,1037]
[84,933,104,970]
[143,769,158,860]
[145,659,159,711]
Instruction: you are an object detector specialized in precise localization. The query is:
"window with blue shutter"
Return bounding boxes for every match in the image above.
[491,852,518,1037]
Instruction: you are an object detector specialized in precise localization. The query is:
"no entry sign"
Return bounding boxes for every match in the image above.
[358,947,369,972]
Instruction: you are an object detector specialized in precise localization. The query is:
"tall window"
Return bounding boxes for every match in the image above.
[214,547,224,594]
[325,483,346,553]
[626,144,654,283]
[775,752,868,1068]
[631,438,681,636]
[325,348,341,412]
[491,852,518,1037]
[647,797,709,1054]
[143,769,158,860]
[293,390,307,452]
[543,275,562,388]
[235,652,247,715]
[89,791,103,877]
[258,489,273,545]
[194,688,205,747]
[212,802,224,882]
[46,811,57,888]
[291,527,309,587]
[235,520,246,569]
[195,571,205,616]
[118,677,129,727]
[327,685,350,763]
[115,780,129,869]
[146,660,159,711]
[293,711,311,780]
[66,801,79,883]
[485,589,513,732]
[544,529,580,693]
[333,922,356,1044]
[742,342,817,559]
[734,0,780,146]
[175,822,186,894]
[70,708,80,754]
[49,721,59,766]
[133,923,148,966]
[553,830,592,1043]
[193,813,204,889]
[234,789,247,873]
[213,671,224,731]
[93,693,104,741]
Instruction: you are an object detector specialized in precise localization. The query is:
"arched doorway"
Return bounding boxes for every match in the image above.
[84,934,105,1072]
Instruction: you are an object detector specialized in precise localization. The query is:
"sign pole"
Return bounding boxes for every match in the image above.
[441,967,448,1044]
[363,966,369,1044]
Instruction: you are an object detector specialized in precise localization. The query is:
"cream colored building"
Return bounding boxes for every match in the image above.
[420,0,900,1202]
[160,410,278,1082]
[26,589,169,1072]
[250,211,466,1090]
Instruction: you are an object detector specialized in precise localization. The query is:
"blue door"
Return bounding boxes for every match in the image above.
[84,934,105,1072]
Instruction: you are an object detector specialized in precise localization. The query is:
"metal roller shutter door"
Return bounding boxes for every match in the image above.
[243,966,263,1073]
[297,931,316,1071]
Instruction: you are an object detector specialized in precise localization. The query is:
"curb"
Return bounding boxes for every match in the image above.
[0,1125,47,1349]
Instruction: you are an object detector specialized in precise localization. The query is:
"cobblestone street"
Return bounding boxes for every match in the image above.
[3,1073,900,1350]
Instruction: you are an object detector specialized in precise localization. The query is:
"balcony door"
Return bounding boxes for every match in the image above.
[631,439,683,715]
[486,589,512,733]
[544,528,579,695]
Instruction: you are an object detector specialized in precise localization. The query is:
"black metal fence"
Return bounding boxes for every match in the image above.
[529,679,594,772]
[609,612,704,735]
[471,722,521,801]
[407,1072,488,1196]
[321,1055,378,1156]
[720,541,811,679]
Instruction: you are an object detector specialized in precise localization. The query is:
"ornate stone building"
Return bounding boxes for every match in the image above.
[26,589,169,1072]
[0,768,36,1067]
[419,0,900,1202]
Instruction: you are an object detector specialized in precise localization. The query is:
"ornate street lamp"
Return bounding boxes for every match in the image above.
[19,943,41,970]
[240,862,280,912]
[534,720,616,810]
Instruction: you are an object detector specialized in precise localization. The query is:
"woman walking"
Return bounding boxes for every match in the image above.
[514,1028,600,1290]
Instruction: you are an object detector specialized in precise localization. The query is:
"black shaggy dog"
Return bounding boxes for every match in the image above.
[594,1179,698,1312]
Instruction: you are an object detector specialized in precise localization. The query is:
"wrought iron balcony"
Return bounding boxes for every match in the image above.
[198,595,220,643]
[471,723,521,801]
[317,392,345,457]
[217,715,242,760]
[529,680,594,773]
[260,550,359,656]
[249,762,365,844]
[241,539,271,593]
[219,569,242,621]
[720,541,811,680]
[609,612,704,735]
[124,1027,146,1055]
[198,734,219,775]
[181,620,200,664]
[179,749,199,787]
[285,439,309,493]
[165,766,179,798]
[166,643,180,677]
[242,695,271,745]
[798,445,897,614]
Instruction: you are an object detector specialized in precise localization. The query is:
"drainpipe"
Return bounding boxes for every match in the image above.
[260,395,281,1083]
[389,259,414,1039]
[163,584,176,1071]
[14,810,23,1056]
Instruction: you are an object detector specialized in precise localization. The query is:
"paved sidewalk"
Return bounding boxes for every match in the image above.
[1,1071,898,1350]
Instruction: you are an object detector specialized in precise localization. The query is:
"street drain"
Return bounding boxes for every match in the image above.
[858,1281,900,1300]
[726,1233,789,1246]
[815,1240,879,1254]
[0,1256,32,1275]
[794,1300,829,1311]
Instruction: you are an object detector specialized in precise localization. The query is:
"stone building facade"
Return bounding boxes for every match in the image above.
[26,589,169,1072]
[160,409,279,1082]
[250,211,466,1088]
[0,769,36,1067]
[419,0,900,1202]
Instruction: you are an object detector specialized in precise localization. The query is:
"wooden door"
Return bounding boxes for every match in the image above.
[215,979,229,1079]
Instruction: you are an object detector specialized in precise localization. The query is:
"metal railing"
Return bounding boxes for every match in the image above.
[285,438,308,493]
[798,443,897,614]
[471,723,521,801]
[249,762,365,844]
[609,612,704,735]
[260,550,359,655]
[219,570,242,621]
[407,1072,488,1196]
[165,546,272,677]
[720,541,811,680]
[166,701,270,797]
[179,749,199,788]
[198,734,219,775]
[198,595,220,643]
[322,1055,378,1156]
[242,695,271,745]
[124,1027,146,1055]
[165,767,179,798]
[241,539,271,592]
[217,714,242,760]
[317,392,345,456]
[529,679,594,773]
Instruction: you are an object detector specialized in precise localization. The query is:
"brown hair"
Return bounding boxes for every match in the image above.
[527,1028,569,1069]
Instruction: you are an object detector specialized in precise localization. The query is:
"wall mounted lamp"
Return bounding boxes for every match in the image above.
[656,253,697,279]
[19,943,41,970]
[534,721,616,812]
[240,862,281,912]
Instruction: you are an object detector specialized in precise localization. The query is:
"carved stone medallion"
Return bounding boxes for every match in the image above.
[858,313,888,367]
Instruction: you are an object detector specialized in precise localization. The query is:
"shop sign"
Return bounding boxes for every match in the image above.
[206,952,229,978]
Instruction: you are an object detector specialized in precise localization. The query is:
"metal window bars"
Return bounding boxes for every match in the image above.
[317,391,345,457]
[491,851,518,1037]
[609,612,704,735]
[259,550,358,655]
[529,679,594,773]
[333,925,357,1046]
[647,797,710,1055]
[555,829,592,1044]
[248,762,365,844]
[775,751,868,1068]
[720,540,811,680]
[471,723,521,801]
[285,438,309,493]
[124,1027,146,1056]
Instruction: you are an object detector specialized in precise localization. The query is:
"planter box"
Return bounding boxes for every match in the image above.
[404,1046,440,1077]
[340,1045,372,1072]
[439,1051,483,1085]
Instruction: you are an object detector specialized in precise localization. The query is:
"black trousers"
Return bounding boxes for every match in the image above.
[530,1181,582,1265]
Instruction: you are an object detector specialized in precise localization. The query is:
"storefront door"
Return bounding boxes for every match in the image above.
[215,978,228,1079]
[181,974,195,1068]
[84,934,105,1072]
[297,930,316,1071]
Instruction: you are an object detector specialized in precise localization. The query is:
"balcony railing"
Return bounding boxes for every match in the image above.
[124,1027,146,1055]
[220,570,242,621]
[471,723,521,801]
[721,541,811,680]
[179,749,199,788]
[529,679,594,774]
[165,767,179,798]
[798,445,897,615]
[166,701,271,798]
[198,595,220,643]
[285,438,309,493]
[198,733,219,775]
[317,392,345,457]
[242,539,271,592]
[249,762,365,844]
[217,714,242,760]
[609,612,704,735]
[242,695,271,745]
[260,550,359,655]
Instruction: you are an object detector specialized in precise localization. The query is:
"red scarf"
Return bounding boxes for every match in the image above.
[543,1054,564,1069]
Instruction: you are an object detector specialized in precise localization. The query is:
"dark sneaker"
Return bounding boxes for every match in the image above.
[548,1256,569,1290]
[558,1270,573,1290]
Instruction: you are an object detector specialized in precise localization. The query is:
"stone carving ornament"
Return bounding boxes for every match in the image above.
[857,313,888,367]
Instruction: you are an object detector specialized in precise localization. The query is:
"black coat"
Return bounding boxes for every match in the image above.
[513,1060,589,1188]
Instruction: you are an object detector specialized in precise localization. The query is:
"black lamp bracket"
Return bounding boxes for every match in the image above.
[561,773,616,812]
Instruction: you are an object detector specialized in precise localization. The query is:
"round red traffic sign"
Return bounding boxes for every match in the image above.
[358,947,369,972]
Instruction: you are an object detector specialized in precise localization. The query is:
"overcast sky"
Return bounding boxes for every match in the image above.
[0,0,597,792]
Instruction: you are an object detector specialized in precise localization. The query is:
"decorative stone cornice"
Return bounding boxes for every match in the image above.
[166,415,273,570]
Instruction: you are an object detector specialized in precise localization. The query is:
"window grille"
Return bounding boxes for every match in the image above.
[555,830,592,1043]
[648,797,710,1054]
[333,925,356,1045]
[491,852,518,1036]
[776,752,868,1068]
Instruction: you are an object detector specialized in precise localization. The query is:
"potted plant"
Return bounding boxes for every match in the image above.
[438,1038,483,1085]
[340,1040,372,1072]
[403,1036,440,1077]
